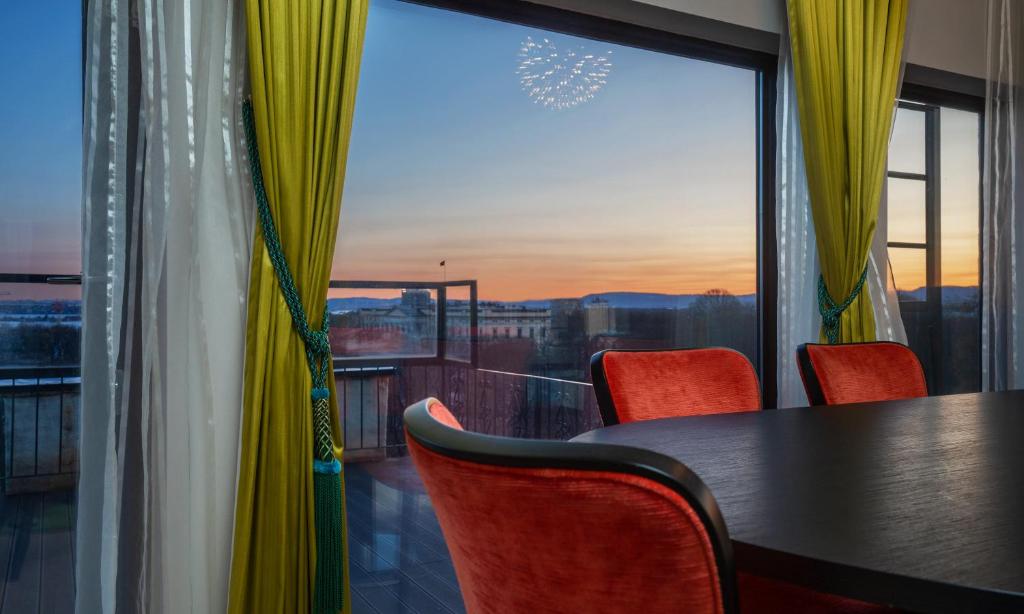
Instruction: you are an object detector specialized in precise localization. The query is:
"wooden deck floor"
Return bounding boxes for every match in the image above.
[0,489,76,613]
[346,459,465,614]
[0,462,445,614]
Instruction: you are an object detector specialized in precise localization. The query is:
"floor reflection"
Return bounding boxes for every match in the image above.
[0,462,453,613]
[0,489,75,613]
[346,458,464,614]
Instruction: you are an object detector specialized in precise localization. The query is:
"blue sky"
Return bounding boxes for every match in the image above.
[0,3,82,276]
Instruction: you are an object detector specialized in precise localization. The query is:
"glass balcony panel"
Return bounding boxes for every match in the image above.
[444,285,472,363]
[938,107,982,394]
[328,287,438,360]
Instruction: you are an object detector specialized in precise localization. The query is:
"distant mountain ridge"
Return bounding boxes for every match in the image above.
[517,291,758,309]
[896,285,979,304]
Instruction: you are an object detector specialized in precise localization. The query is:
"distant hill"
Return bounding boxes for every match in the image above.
[578,292,756,309]
[0,299,83,315]
[517,292,757,310]
[896,286,979,304]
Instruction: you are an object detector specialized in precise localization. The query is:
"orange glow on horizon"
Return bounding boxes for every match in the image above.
[332,256,757,302]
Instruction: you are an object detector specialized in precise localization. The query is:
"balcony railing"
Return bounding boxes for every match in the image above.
[336,364,601,458]
[0,366,79,492]
[0,273,82,493]
[0,360,594,467]
[330,279,602,458]
[0,274,603,467]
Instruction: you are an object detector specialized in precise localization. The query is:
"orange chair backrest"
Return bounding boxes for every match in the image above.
[591,348,761,425]
[403,397,737,614]
[797,342,927,406]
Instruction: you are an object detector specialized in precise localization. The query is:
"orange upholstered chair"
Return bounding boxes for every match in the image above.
[405,398,894,614]
[406,397,738,614]
[590,348,761,425]
[797,342,928,406]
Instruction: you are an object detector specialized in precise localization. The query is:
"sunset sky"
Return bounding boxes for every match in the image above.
[0,0,981,304]
[0,4,81,278]
[333,0,757,301]
[887,106,981,291]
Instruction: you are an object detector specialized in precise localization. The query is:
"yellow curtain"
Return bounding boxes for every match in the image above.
[787,0,907,343]
[228,2,368,613]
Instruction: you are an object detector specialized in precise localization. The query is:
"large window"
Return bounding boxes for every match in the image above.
[0,4,81,611]
[332,0,768,392]
[887,95,982,394]
[0,5,82,367]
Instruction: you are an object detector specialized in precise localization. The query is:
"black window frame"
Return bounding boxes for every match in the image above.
[887,100,939,289]
[888,83,985,394]
[398,0,780,405]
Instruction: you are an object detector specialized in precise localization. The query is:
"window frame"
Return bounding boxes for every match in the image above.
[340,1,988,406]
[887,100,940,299]
[888,83,985,393]
[394,0,780,404]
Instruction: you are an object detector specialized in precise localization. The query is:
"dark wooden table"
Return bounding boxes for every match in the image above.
[571,391,1024,613]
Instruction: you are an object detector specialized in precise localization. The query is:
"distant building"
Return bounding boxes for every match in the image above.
[346,306,432,336]
[401,289,432,311]
[549,298,582,334]
[478,302,550,341]
[545,298,586,379]
[584,298,616,336]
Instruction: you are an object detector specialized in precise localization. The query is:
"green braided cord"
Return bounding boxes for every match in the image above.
[313,397,334,461]
[242,101,335,462]
[817,265,869,344]
[243,100,345,614]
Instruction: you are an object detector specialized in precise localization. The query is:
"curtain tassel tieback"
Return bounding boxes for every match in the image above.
[817,266,868,344]
[243,100,345,614]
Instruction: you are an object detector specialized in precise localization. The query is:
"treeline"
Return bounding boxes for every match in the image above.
[0,301,81,315]
[0,324,80,367]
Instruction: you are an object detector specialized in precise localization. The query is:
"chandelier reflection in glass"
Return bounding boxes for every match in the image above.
[516,36,613,110]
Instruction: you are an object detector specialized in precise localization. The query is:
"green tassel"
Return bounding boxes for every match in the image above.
[313,459,344,614]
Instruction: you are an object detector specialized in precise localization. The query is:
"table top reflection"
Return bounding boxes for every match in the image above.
[572,391,1024,613]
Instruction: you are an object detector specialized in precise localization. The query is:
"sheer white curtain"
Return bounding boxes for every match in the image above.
[77,1,252,613]
[775,18,907,408]
[775,32,820,409]
[982,0,1024,391]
